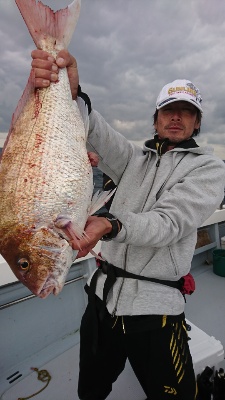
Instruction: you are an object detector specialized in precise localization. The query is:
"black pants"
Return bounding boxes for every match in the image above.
[78,303,197,400]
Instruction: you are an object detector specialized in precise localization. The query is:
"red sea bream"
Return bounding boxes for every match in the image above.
[0,0,109,298]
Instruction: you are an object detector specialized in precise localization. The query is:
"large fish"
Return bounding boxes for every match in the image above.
[0,0,110,298]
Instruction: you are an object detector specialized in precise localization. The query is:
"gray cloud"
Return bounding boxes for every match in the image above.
[0,0,225,158]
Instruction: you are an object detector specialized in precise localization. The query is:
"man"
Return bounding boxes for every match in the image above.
[31,49,225,400]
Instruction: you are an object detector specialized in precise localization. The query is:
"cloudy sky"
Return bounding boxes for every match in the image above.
[1,0,225,159]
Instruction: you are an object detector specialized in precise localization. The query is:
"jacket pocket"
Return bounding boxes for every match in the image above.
[168,245,179,276]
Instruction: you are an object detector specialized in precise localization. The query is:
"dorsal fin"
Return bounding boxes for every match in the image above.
[1,69,36,157]
[10,69,36,130]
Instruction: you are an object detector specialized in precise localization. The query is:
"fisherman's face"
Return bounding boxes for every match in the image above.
[154,101,200,143]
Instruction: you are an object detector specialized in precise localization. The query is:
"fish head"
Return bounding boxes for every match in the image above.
[0,225,76,298]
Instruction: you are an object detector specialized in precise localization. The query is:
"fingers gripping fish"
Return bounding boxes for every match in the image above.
[0,0,113,298]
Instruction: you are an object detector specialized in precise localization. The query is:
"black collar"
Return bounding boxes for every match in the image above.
[144,134,199,156]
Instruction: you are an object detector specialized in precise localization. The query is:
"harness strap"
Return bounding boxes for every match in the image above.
[88,259,183,353]
[88,267,101,353]
[100,260,182,289]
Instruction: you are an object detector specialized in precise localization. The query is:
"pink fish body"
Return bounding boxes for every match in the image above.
[0,0,110,298]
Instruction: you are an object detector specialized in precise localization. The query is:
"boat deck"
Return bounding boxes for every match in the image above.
[185,262,225,356]
[1,259,225,400]
[1,342,146,400]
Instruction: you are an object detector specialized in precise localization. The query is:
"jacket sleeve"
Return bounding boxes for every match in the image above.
[87,110,134,185]
[113,157,225,247]
[77,86,134,184]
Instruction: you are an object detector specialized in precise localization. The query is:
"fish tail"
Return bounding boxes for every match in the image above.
[15,0,81,51]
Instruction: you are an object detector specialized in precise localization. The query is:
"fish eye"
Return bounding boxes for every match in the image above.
[17,258,30,271]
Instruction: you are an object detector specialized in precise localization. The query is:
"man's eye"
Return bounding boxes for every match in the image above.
[183,108,195,114]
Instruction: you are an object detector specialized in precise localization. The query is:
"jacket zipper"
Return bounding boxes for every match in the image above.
[156,153,185,200]
[111,148,176,318]
[111,272,126,317]
[111,246,128,317]
[111,153,161,318]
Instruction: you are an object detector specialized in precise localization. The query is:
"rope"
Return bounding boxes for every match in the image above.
[18,368,51,400]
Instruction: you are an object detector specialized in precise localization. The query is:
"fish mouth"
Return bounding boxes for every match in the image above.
[38,285,55,299]
[27,241,74,298]
[39,281,63,299]
[32,276,63,299]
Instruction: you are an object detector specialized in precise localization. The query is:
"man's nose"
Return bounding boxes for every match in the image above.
[171,110,182,120]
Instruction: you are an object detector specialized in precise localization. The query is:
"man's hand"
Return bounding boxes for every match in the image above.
[71,216,112,258]
[87,152,99,167]
[31,49,79,99]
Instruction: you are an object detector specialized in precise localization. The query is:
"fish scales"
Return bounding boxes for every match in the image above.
[2,68,92,229]
[13,68,93,226]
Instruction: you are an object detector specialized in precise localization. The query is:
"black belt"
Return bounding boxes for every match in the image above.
[88,259,183,353]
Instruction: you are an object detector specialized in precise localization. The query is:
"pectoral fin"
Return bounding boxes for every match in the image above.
[54,215,88,250]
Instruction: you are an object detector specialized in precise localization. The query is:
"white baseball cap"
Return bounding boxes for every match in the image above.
[156,79,203,113]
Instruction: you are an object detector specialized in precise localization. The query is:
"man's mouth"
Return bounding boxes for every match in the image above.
[167,125,183,130]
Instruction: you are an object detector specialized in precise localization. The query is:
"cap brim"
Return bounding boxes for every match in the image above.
[156,97,203,113]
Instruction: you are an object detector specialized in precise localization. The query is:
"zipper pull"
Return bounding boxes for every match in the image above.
[156,141,163,167]
[111,307,117,318]
[112,316,119,329]
[122,316,126,334]
[155,137,170,168]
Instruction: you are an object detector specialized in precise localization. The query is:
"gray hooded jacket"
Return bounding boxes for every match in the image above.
[87,109,225,317]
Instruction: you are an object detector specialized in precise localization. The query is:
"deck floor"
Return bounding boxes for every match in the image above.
[2,262,225,400]
[1,345,146,400]
[185,261,225,355]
